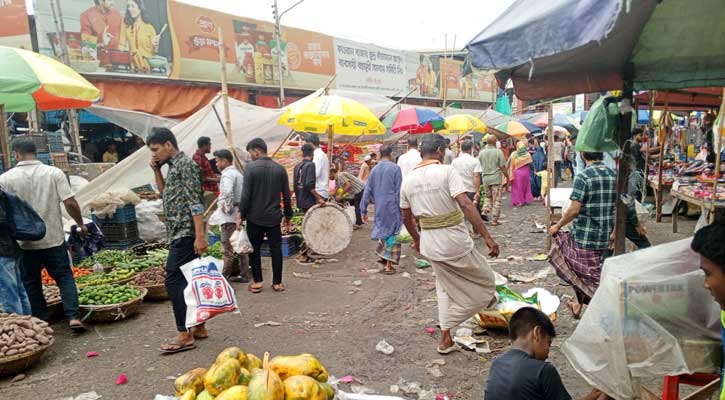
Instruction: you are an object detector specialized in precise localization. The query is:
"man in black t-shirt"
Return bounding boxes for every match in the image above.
[485,307,610,400]
[293,143,325,265]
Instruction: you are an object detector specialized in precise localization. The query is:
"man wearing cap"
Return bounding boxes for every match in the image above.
[359,154,373,183]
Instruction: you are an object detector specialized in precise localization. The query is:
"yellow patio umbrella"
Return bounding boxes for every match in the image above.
[440,114,487,135]
[278,94,386,157]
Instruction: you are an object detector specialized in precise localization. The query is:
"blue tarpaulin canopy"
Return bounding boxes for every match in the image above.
[467,0,725,100]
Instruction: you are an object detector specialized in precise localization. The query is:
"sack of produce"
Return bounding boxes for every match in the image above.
[248,353,284,400]
[204,358,242,396]
[283,375,330,400]
[136,199,166,243]
[230,229,254,254]
[269,354,328,382]
[174,367,207,396]
[216,385,249,400]
[181,256,238,329]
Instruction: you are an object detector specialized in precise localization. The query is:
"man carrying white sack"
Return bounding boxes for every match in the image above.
[400,133,500,354]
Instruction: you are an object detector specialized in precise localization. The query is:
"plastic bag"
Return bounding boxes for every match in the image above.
[230,229,253,254]
[135,199,166,242]
[477,285,539,329]
[68,222,104,260]
[576,96,620,153]
[181,256,239,329]
[562,239,721,399]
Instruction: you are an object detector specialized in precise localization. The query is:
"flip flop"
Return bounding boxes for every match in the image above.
[272,284,286,292]
[248,283,263,293]
[436,345,461,355]
[191,327,209,340]
[383,267,397,275]
[296,256,316,266]
[69,322,87,334]
[159,340,196,354]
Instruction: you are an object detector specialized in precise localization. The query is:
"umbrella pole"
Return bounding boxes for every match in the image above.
[0,104,9,171]
[709,88,725,223]
[327,124,334,160]
[546,104,554,250]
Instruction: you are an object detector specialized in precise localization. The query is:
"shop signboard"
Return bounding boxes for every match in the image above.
[333,38,407,96]
[0,0,32,49]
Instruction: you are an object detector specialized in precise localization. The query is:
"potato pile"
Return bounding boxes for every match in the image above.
[0,314,53,358]
[43,285,61,304]
[132,266,165,286]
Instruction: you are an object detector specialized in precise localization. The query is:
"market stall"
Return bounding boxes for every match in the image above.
[670,180,725,233]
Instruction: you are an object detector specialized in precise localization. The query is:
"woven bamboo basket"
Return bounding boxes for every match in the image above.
[301,203,353,255]
[140,283,169,301]
[79,287,147,323]
[0,339,54,377]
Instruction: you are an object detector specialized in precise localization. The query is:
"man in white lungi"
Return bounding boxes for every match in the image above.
[400,133,500,354]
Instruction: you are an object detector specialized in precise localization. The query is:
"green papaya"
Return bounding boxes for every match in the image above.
[196,390,216,400]
[179,389,196,400]
[205,358,242,396]
[217,347,248,366]
[175,368,208,395]
[248,368,284,400]
[283,375,328,400]
[319,383,335,400]
[245,353,263,370]
[269,354,328,382]
[238,367,252,386]
[217,385,249,400]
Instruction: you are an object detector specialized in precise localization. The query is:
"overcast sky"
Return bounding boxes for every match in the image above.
[176,0,513,51]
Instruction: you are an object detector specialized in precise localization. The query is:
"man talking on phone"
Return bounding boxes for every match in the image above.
[147,128,208,354]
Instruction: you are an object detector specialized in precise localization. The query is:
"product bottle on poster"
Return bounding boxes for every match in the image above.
[244,53,255,83]
[263,51,274,84]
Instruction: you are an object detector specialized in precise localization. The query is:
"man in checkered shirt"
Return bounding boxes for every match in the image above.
[548,152,616,319]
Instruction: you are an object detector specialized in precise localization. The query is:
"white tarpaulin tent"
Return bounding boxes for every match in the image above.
[75,89,396,209]
[87,105,179,140]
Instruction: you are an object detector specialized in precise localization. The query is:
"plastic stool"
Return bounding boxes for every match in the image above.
[661,373,720,400]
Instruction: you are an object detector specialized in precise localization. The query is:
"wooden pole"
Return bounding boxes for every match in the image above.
[546,104,554,250]
[613,88,634,255]
[0,105,9,171]
[644,91,656,203]
[51,0,82,155]
[655,93,669,222]
[327,124,334,160]
[710,88,725,223]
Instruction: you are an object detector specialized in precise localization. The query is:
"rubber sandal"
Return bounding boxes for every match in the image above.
[296,256,316,266]
[436,345,461,355]
[69,322,87,333]
[272,284,286,292]
[383,267,397,275]
[191,327,208,340]
[248,284,263,293]
[159,340,196,354]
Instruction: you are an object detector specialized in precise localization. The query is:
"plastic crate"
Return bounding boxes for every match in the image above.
[51,152,69,171]
[37,151,53,166]
[97,220,139,242]
[92,204,137,224]
[103,239,144,250]
[46,131,64,153]
[10,134,49,152]
[261,235,301,258]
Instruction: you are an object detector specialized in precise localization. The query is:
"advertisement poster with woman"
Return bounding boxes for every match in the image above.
[35,0,173,77]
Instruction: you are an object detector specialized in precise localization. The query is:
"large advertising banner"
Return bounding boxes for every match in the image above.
[0,0,31,49]
[333,38,407,96]
[34,0,174,78]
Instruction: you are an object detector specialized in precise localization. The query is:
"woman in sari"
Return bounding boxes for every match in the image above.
[507,140,534,206]
[120,0,159,73]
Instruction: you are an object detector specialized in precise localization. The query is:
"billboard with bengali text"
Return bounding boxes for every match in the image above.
[28,0,494,103]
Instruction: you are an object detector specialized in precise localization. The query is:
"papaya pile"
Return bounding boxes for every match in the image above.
[173,349,334,400]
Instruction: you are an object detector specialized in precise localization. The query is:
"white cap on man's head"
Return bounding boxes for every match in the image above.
[364,155,372,161]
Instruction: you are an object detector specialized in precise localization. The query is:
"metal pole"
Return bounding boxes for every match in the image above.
[709,88,725,223]
[51,0,82,154]
[274,0,285,106]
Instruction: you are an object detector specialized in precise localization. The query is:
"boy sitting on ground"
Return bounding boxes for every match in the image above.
[485,307,609,400]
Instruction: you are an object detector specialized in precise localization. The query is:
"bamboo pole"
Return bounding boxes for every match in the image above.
[327,124,334,159]
[0,105,9,171]
[709,88,725,223]
[217,27,244,173]
[546,104,554,250]
[655,93,669,222]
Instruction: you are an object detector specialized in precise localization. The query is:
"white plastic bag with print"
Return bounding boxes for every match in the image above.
[181,256,239,329]
[230,229,253,254]
[561,239,721,399]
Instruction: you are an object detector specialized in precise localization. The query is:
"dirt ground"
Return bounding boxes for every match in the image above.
[0,188,698,400]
